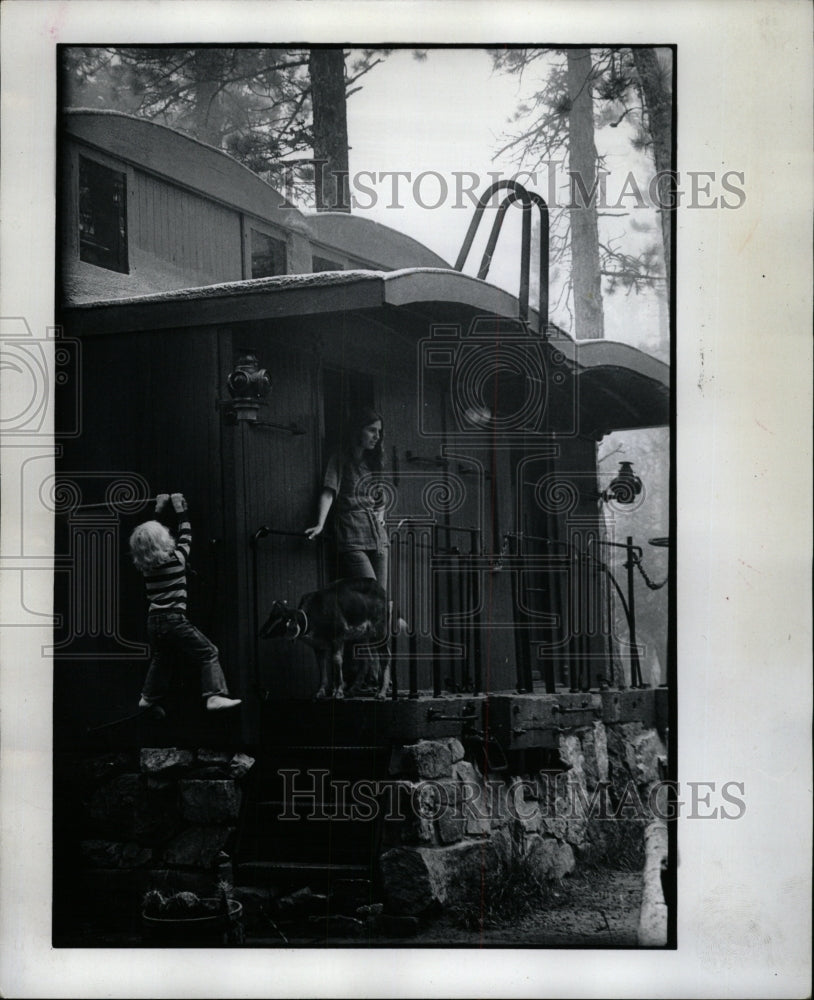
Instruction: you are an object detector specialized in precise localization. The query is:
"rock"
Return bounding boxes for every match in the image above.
[552,841,576,879]
[229,753,255,779]
[144,775,175,791]
[592,721,610,785]
[86,772,179,844]
[179,780,241,824]
[491,825,514,865]
[523,835,574,880]
[80,840,152,869]
[629,730,667,788]
[452,759,480,785]
[380,838,506,916]
[140,748,194,774]
[308,914,365,938]
[558,733,584,773]
[87,773,140,839]
[162,825,234,868]
[404,740,453,779]
[487,780,510,827]
[524,834,557,877]
[515,801,542,834]
[445,738,466,763]
[436,810,465,844]
[80,753,135,787]
[464,795,492,837]
[196,750,232,766]
[192,766,231,780]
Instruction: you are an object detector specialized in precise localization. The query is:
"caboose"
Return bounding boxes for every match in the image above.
[54,111,671,911]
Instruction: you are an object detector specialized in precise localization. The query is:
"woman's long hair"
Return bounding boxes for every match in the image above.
[342,407,385,471]
[129,520,176,573]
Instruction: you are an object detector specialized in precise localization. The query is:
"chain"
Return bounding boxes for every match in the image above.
[632,553,668,590]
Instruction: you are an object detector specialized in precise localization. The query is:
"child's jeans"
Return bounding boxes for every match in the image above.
[141,612,230,704]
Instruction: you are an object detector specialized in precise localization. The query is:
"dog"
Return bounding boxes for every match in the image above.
[259,577,392,700]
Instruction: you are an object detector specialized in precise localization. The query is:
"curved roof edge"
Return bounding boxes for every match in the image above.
[63,109,311,232]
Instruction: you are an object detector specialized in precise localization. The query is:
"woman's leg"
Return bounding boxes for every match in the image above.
[339,549,376,579]
[369,548,389,592]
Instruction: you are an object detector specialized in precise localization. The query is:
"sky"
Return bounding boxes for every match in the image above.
[344,47,669,359]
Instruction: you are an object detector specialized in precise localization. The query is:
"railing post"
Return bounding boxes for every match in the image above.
[408,531,419,698]
[471,528,482,696]
[625,535,643,687]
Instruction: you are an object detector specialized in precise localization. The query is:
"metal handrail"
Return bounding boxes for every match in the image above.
[455,180,550,332]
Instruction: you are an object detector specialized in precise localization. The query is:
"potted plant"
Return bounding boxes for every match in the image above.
[141,880,243,945]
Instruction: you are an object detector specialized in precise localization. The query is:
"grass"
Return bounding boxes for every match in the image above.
[449,854,558,931]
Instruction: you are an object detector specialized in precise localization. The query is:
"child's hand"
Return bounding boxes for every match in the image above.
[155,493,170,513]
[171,493,188,513]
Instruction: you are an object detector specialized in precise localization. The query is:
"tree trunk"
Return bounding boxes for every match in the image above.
[632,47,673,286]
[567,49,604,340]
[310,48,350,212]
[191,50,224,147]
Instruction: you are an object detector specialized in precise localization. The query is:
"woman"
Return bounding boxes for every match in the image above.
[305,407,389,586]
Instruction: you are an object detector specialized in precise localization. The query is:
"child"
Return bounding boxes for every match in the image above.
[129,492,241,712]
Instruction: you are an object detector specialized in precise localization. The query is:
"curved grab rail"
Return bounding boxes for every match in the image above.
[454,180,550,333]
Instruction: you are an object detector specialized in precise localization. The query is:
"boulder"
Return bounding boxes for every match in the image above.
[196,750,232,766]
[162,825,234,868]
[229,753,255,779]
[179,780,241,824]
[139,748,194,774]
[404,740,453,779]
[524,835,576,880]
[79,839,152,869]
[380,837,506,916]
[87,773,140,840]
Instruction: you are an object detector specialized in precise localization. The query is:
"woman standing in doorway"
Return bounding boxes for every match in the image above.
[305,407,389,586]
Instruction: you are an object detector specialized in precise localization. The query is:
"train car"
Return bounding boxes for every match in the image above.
[55,111,670,749]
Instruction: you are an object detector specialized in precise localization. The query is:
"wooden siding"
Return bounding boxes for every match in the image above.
[53,325,227,735]
[133,171,242,285]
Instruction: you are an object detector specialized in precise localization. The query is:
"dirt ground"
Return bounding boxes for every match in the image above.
[59,869,643,949]
[409,870,643,947]
[247,869,643,949]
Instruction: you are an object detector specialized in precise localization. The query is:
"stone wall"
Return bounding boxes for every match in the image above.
[53,747,254,939]
[379,721,666,917]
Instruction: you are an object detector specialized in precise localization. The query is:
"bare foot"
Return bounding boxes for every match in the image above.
[314,687,328,701]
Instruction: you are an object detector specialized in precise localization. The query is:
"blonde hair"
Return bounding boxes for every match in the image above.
[129,520,176,573]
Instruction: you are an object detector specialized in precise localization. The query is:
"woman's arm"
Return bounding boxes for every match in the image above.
[305,489,335,540]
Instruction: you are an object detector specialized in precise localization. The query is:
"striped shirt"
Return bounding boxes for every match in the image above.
[143,520,192,613]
